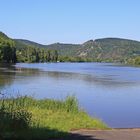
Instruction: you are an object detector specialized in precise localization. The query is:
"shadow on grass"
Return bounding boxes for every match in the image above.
[0,96,104,140]
[2,127,103,140]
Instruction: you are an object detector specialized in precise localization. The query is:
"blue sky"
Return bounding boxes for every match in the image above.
[0,0,140,44]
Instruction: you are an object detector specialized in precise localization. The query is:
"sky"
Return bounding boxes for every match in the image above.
[0,0,140,44]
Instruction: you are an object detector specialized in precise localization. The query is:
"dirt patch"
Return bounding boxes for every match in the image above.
[58,129,140,140]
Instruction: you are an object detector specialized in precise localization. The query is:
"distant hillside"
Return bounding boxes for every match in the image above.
[0,32,14,46]
[15,39,82,56]
[0,32,13,43]
[81,38,140,61]
[43,38,140,62]
[0,32,59,63]
[14,39,45,48]
[1,31,140,63]
[46,43,81,56]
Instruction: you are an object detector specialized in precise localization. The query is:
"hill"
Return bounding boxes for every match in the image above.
[0,32,16,63]
[44,38,140,62]
[15,39,45,48]
[1,31,140,63]
[81,38,140,62]
[0,32,59,63]
[0,31,9,39]
[15,37,140,61]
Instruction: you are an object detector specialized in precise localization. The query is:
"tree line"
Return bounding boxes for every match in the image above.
[0,34,140,65]
[0,39,58,63]
[17,46,58,63]
[125,56,140,66]
[0,39,16,63]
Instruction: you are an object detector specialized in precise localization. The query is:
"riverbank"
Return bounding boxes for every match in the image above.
[0,96,107,140]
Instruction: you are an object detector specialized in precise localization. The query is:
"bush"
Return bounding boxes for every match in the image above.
[64,96,79,113]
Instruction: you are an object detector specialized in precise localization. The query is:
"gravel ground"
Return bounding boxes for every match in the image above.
[57,129,140,140]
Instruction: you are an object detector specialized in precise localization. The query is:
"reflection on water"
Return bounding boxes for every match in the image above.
[0,64,15,89]
[0,63,140,128]
[0,64,40,89]
[44,71,134,87]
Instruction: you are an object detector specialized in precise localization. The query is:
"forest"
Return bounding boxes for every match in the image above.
[0,32,58,63]
[0,31,140,65]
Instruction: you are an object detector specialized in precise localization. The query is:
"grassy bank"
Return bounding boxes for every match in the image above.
[0,95,108,139]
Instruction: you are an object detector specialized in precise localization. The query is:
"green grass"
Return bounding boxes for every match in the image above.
[0,95,108,139]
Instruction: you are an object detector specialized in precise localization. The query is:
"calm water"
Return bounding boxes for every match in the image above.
[0,63,140,128]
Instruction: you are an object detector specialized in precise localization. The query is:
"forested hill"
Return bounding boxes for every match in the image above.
[0,31,9,39]
[0,31,140,64]
[79,38,140,62]
[15,36,140,63]
[0,32,58,63]
[15,39,45,48]
[0,32,16,63]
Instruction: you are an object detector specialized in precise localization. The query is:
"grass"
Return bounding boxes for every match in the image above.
[0,95,108,139]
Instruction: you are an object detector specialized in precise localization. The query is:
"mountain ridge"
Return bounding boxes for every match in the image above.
[1,31,140,62]
[15,37,140,46]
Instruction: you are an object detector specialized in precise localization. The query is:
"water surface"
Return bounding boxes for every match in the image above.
[0,63,140,128]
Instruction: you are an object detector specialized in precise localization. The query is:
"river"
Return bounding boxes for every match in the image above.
[0,62,140,128]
